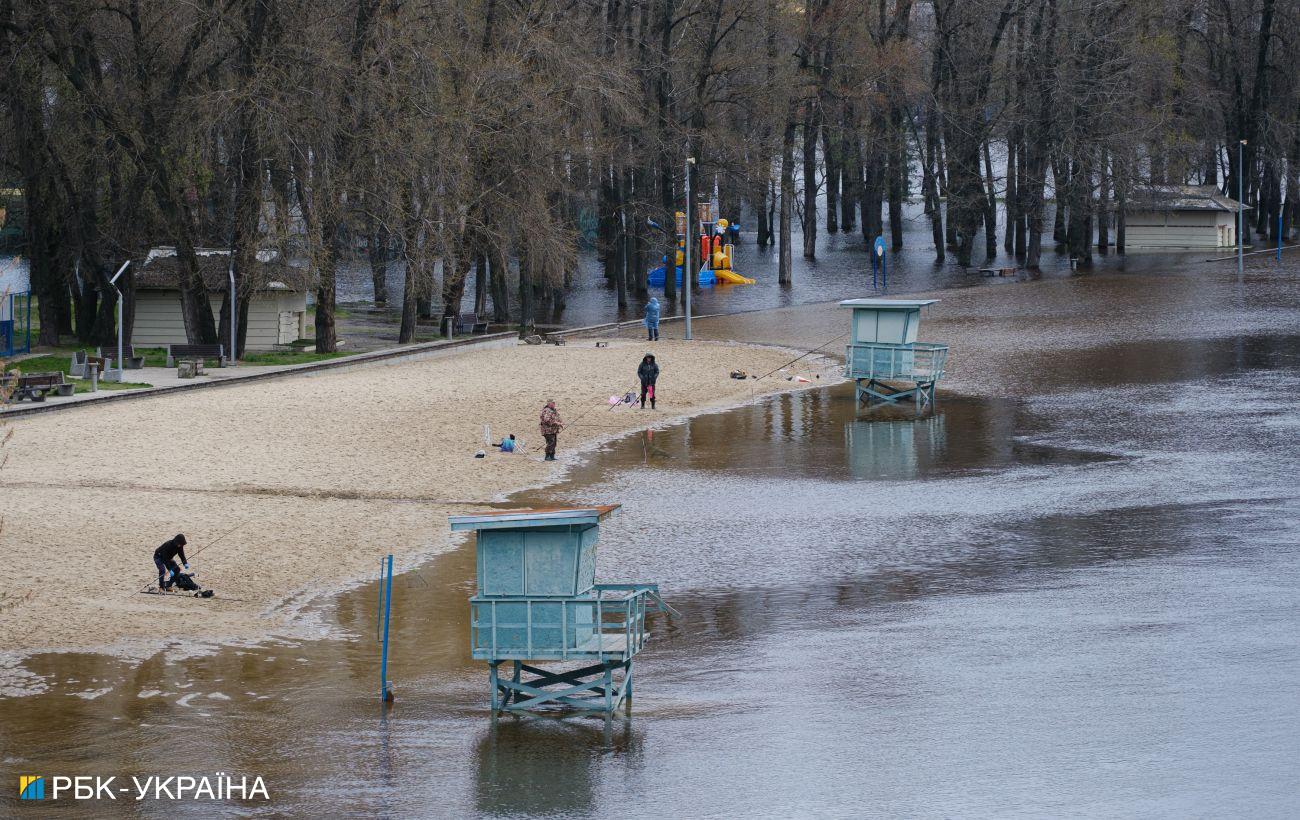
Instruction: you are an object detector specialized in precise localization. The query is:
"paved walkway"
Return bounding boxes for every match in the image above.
[2,332,516,417]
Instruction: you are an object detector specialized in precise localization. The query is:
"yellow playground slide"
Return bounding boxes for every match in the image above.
[713,269,756,285]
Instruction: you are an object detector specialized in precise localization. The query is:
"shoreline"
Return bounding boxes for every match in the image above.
[0,336,839,686]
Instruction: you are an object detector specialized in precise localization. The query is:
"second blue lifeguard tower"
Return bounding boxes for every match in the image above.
[449,505,670,713]
[840,298,948,409]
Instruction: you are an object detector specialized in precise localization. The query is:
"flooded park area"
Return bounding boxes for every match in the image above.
[2,257,1299,816]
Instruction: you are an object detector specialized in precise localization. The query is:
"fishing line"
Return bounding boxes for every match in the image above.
[752,331,849,381]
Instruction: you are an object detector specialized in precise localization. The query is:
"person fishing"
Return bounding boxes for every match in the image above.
[153,533,189,591]
[644,297,661,341]
[539,400,564,461]
[638,353,659,409]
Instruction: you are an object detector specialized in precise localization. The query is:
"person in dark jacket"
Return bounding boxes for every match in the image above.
[153,534,189,590]
[637,354,659,409]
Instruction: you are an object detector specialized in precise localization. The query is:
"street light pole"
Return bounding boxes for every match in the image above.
[108,260,130,382]
[1238,139,1246,275]
[228,256,238,364]
[684,156,694,341]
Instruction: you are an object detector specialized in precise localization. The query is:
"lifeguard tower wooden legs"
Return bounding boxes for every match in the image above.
[854,378,939,409]
[489,660,633,713]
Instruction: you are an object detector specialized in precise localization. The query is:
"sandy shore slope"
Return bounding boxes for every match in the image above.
[0,338,835,658]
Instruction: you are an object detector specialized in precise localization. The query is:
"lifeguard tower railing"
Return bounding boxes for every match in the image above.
[845,341,948,382]
[470,584,664,662]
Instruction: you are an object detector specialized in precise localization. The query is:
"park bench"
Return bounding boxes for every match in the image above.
[166,343,225,368]
[7,372,74,403]
[97,345,146,370]
[456,313,489,335]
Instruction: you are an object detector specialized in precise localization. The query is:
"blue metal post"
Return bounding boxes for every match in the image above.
[1279,212,1284,262]
[882,250,888,290]
[380,554,394,702]
[23,292,31,353]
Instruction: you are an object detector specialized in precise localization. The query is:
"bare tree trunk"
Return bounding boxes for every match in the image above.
[823,120,839,234]
[1097,148,1110,255]
[802,106,818,259]
[779,115,796,285]
[982,138,997,259]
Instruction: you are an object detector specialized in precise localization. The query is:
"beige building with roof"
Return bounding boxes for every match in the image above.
[132,249,309,350]
[1122,185,1246,251]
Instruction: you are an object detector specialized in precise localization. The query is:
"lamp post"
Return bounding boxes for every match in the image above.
[108,260,130,382]
[684,156,695,341]
[227,256,237,364]
[1238,139,1246,275]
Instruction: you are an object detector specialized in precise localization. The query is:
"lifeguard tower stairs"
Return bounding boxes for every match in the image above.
[450,505,671,714]
[840,298,948,409]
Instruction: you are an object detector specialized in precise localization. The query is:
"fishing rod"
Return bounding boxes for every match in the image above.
[752,330,849,381]
[189,520,249,560]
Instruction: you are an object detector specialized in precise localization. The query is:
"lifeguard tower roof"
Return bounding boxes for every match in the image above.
[838,298,937,309]
[449,505,620,532]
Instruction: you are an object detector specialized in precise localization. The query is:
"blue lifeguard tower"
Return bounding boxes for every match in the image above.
[449,505,670,713]
[840,298,948,408]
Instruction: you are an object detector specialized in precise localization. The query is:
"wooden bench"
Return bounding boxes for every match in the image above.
[166,343,225,368]
[8,372,74,403]
[97,345,146,370]
[455,313,489,335]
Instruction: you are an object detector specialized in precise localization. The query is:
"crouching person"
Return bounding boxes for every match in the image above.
[153,533,189,590]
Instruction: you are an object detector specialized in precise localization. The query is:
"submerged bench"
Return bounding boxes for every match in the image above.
[456,313,489,335]
[8,372,74,403]
[166,343,225,368]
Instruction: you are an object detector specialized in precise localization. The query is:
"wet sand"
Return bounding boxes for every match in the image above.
[0,338,835,666]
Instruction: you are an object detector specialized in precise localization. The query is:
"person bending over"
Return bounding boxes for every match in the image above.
[153,533,189,591]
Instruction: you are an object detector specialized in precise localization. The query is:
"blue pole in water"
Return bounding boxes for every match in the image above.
[1279,212,1284,262]
[380,554,394,702]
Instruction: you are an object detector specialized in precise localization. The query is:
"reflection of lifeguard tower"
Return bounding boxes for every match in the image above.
[840,298,948,409]
[450,505,671,713]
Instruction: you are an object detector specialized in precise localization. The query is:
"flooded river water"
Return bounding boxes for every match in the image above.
[4,316,1299,816]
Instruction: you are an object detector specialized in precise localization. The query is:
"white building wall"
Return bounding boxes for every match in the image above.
[1123,209,1237,249]
[132,290,308,350]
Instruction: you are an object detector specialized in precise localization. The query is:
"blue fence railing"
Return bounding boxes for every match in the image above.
[470,586,658,661]
[845,342,948,382]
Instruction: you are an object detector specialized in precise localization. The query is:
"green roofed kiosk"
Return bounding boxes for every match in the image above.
[449,505,671,713]
[839,298,948,409]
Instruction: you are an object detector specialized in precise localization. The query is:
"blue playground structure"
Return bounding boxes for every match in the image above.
[648,262,716,288]
[449,505,673,713]
[1,291,31,358]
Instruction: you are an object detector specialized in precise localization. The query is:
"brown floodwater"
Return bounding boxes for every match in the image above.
[3,278,1300,816]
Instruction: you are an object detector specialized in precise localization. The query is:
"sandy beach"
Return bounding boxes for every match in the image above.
[0,337,835,660]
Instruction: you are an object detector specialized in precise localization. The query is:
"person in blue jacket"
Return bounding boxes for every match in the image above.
[644,297,661,341]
